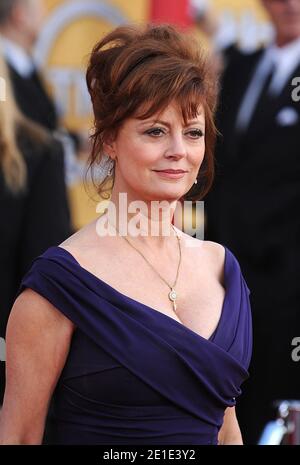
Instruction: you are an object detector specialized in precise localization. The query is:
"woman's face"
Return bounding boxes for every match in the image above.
[104,100,206,203]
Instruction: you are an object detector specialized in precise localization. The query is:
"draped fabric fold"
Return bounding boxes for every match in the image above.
[15,245,252,445]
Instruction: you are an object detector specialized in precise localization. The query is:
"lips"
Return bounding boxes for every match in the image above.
[154,169,187,173]
[153,169,188,180]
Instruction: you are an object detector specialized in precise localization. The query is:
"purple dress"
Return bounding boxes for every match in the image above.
[16,245,252,445]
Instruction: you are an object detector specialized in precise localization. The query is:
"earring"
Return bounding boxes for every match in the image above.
[96,153,115,183]
[107,157,115,177]
[194,179,198,185]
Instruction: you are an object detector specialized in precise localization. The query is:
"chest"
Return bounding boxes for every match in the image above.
[81,247,226,341]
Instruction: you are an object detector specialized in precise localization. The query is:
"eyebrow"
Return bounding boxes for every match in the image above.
[139,119,204,127]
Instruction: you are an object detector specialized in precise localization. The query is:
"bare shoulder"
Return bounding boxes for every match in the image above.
[58,218,101,261]
[174,229,226,285]
[174,228,225,265]
[9,288,76,336]
[59,218,98,248]
[201,240,226,269]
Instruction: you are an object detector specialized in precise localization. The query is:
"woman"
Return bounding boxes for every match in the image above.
[0,24,252,445]
[0,46,71,402]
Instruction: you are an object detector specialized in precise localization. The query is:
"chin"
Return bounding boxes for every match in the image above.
[149,190,185,202]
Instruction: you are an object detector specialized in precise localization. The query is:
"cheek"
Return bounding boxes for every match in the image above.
[116,148,148,181]
[192,144,205,167]
[200,145,206,163]
[117,139,156,169]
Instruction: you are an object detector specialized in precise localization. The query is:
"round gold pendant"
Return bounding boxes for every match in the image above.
[169,289,177,302]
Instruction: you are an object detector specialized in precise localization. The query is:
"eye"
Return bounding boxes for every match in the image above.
[145,127,165,137]
[144,127,204,138]
[187,129,204,138]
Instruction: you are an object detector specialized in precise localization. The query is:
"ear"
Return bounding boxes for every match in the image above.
[103,132,117,160]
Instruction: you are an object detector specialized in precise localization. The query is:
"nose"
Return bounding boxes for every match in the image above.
[164,134,187,160]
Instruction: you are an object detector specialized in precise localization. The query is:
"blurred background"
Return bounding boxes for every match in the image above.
[1,0,300,446]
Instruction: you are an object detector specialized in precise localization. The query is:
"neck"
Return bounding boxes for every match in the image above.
[104,190,180,251]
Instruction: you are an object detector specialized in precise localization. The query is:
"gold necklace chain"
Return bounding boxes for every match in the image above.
[110,220,182,313]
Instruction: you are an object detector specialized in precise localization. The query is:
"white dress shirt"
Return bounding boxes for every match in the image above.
[0,36,86,186]
[235,36,300,131]
[0,36,35,77]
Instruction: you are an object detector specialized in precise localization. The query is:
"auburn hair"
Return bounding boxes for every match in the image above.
[86,23,219,200]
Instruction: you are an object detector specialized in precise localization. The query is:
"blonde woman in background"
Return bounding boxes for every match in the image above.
[0,47,71,404]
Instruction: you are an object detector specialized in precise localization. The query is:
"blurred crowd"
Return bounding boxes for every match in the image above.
[0,0,86,404]
[202,0,300,444]
[1,0,300,444]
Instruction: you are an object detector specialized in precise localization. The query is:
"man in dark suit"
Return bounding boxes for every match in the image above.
[0,0,58,130]
[205,0,300,444]
[0,0,83,185]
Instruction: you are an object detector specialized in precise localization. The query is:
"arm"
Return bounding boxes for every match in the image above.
[0,288,75,444]
[218,406,243,445]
